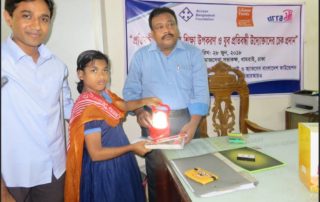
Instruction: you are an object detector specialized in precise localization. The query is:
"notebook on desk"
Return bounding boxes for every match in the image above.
[219,147,285,173]
[171,152,258,197]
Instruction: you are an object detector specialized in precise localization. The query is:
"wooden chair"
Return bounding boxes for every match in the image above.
[199,61,272,137]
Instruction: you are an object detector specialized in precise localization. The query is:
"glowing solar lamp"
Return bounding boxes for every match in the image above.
[149,104,170,140]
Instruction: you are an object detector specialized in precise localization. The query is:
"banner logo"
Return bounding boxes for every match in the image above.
[179,7,193,22]
[236,7,254,27]
[267,9,293,22]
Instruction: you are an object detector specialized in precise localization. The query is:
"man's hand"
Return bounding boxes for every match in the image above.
[135,108,152,128]
[180,115,202,144]
[180,122,198,144]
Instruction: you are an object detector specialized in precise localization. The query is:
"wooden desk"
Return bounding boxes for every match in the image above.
[155,130,319,202]
[155,151,191,202]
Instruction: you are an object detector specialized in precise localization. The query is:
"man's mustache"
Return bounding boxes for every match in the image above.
[161,33,174,40]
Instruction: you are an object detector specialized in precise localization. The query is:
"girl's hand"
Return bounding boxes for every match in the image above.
[132,141,152,156]
[1,183,16,202]
[143,97,162,106]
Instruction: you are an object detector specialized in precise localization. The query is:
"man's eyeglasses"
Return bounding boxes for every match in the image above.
[153,21,176,32]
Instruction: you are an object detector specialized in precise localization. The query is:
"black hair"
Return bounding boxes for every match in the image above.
[76,50,109,93]
[5,0,55,19]
[148,7,178,30]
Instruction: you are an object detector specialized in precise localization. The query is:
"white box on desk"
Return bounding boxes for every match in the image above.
[298,122,319,192]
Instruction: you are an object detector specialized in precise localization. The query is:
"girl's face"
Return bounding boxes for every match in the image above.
[77,59,109,94]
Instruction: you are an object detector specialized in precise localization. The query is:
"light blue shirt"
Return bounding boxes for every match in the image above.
[1,37,74,187]
[123,40,209,115]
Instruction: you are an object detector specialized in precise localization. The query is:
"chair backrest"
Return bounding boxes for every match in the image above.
[200,61,249,136]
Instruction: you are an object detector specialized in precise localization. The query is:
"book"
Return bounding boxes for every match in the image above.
[298,122,319,192]
[171,152,257,197]
[144,134,185,150]
[132,134,186,150]
[219,146,285,173]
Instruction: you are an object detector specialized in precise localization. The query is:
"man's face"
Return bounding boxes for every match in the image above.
[151,13,180,55]
[4,0,51,53]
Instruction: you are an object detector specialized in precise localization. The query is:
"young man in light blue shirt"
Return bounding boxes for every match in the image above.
[1,0,73,201]
[123,7,210,202]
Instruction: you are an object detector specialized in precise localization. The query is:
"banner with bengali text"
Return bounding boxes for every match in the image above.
[125,0,304,94]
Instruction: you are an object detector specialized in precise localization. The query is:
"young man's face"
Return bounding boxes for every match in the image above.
[4,0,51,53]
[151,12,180,55]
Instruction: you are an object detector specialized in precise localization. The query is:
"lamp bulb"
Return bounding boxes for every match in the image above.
[152,111,168,129]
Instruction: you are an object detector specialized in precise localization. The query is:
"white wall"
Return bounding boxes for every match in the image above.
[1,0,318,165]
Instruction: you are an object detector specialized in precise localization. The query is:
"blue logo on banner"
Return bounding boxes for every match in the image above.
[179,7,193,22]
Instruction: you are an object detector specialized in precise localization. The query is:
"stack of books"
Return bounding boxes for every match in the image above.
[171,146,285,197]
[144,134,186,150]
[171,152,258,197]
[133,134,186,150]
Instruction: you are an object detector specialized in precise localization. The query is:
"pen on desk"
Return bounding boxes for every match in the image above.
[228,137,245,144]
[1,76,8,88]
[237,153,256,161]
[228,133,242,137]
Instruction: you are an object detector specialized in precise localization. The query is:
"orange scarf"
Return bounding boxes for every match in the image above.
[64,90,124,202]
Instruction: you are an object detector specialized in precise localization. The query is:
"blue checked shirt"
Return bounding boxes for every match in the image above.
[123,40,209,115]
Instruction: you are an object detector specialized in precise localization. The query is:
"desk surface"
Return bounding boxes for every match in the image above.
[162,129,319,202]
